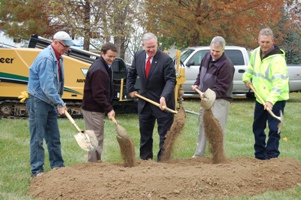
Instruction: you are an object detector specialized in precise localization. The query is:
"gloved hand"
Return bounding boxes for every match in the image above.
[18,91,29,103]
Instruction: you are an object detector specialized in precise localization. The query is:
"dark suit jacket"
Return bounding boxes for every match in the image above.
[127,50,176,116]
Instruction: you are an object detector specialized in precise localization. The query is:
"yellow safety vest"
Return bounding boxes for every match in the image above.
[242,47,289,105]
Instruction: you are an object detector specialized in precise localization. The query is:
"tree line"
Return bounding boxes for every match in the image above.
[0,0,301,63]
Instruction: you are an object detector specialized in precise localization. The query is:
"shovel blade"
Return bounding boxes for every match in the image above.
[201,88,216,109]
[74,130,98,152]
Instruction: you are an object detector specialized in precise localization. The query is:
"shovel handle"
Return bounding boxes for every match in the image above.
[194,88,204,96]
[249,84,281,120]
[111,116,118,125]
[135,93,177,114]
[64,110,82,132]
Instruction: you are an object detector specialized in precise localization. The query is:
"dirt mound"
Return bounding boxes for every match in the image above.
[29,157,301,200]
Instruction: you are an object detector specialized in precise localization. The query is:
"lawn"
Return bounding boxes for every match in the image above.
[0,92,300,200]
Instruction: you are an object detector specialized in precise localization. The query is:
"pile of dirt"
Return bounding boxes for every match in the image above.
[29,157,301,200]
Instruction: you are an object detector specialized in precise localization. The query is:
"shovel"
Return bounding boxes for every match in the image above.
[193,87,216,109]
[64,110,98,152]
[135,93,177,114]
[111,116,136,167]
[248,84,284,133]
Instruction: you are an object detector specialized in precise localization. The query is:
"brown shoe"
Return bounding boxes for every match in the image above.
[36,172,44,177]
[32,172,44,177]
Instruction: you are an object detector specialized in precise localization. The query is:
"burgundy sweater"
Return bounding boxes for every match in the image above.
[194,52,235,102]
[81,57,114,113]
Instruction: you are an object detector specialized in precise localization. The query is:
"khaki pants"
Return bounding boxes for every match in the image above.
[81,109,105,162]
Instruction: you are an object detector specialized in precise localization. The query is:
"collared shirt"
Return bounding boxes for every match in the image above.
[51,44,61,61]
[145,56,153,65]
[51,44,62,80]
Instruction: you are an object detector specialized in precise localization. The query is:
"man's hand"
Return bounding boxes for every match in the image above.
[191,85,204,98]
[129,91,138,98]
[57,106,66,115]
[264,101,273,111]
[107,110,115,120]
[159,97,166,110]
[191,85,198,91]
[244,82,251,88]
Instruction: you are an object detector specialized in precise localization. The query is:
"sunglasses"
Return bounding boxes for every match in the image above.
[59,41,70,48]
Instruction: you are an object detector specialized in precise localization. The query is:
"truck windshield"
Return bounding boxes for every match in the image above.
[180,49,194,62]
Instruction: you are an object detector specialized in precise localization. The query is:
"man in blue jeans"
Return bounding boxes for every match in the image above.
[26,31,74,177]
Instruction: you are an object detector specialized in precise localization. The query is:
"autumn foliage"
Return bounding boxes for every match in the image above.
[1,0,301,61]
[0,0,53,39]
[144,0,285,49]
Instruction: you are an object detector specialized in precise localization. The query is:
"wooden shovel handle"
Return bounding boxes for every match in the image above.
[249,84,280,120]
[194,88,204,96]
[135,93,177,114]
[64,110,82,132]
[111,116,118,125]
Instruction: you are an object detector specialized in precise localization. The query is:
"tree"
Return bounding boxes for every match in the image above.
[108,0,138,59]
[281,0,301,64]
[48,0,100,50]
[0,0,53,40]
[144,0,285,50]
[48,0,140,59]
[0,0,141,60]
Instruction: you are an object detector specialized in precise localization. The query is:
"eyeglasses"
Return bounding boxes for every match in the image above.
[59,41,70,48]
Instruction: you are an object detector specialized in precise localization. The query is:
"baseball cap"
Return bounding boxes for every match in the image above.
[53,31,75,47]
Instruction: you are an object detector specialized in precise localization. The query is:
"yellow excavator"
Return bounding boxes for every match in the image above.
[0,34,186,118]
[0,35,136,118]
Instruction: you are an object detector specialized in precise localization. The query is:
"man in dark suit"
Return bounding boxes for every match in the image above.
[127,32,176,161]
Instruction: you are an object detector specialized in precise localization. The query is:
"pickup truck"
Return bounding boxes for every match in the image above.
[179,46,301,98]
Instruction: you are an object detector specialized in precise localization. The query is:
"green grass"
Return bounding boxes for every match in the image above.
[0,92,301,200]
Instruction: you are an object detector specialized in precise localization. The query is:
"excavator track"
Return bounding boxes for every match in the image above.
[0,99,82,119]
[0,99,137,119]
[0,99,28,119]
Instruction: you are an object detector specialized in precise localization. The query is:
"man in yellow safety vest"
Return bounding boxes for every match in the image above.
[243,27,289,160]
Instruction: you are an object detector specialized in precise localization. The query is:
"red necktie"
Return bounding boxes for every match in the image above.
[145,57,151,78]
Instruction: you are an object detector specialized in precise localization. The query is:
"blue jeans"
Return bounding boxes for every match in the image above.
[253,101,286,160]
[26,96,64,175]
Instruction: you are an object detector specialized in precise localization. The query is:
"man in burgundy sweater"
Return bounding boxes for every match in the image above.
[81,43,117,162]
[192,36,235,158]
